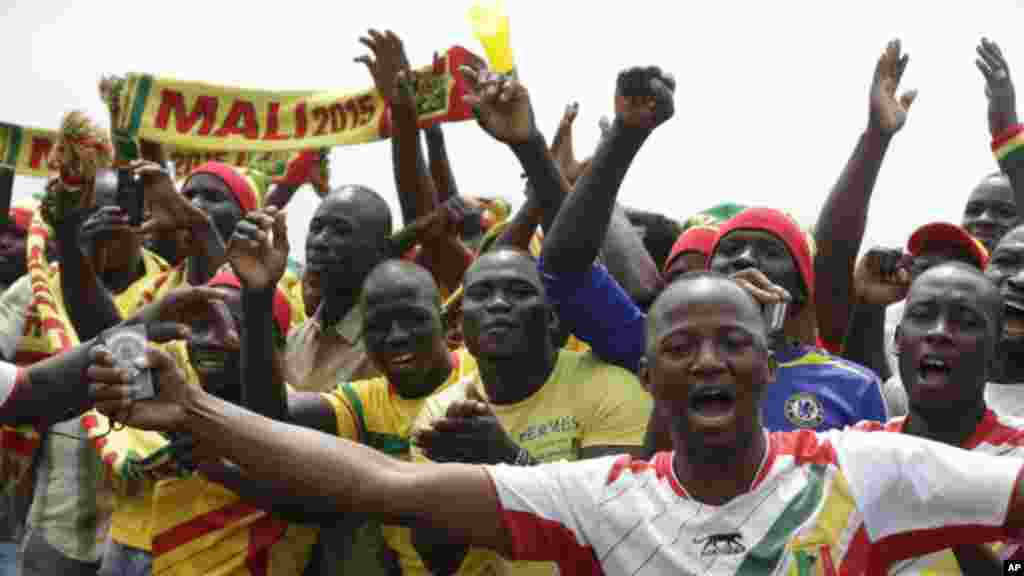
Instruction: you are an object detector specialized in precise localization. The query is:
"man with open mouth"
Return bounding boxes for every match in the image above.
[96,270,1024,575]
[982,223,1024,417]
[851,262,1024,573]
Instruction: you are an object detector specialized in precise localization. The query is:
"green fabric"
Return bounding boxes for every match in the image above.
[683,202,746,230]
[736,464,826,575]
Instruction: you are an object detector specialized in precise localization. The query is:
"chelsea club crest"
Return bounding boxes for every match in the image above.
[784,393,824,428]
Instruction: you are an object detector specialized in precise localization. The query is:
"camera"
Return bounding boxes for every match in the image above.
[94,168,145,227]
[100,324,157,401]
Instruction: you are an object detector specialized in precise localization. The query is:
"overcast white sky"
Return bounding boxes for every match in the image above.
[5,0,1024,260]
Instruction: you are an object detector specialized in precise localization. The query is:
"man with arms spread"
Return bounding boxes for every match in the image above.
[92,269,1024,575]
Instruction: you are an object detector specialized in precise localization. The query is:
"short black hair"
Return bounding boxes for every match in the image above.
[910,261,1005,341]
[624,208,684,271]
[647,269,768,355]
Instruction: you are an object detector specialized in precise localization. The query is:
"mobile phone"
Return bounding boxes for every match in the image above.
[100,324,156,401]
[93,168,145,227]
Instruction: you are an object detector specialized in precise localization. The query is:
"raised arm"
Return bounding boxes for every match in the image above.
[842,248,911,382]
[424,123,459,204]
[56,207,124,339]
[542,67,675,282]
[94,347,512,555]
[226,207,338,434]
[814,39,916,350]
[978,38,1024,214]
[263,150,331,210]
[134,161,229,286]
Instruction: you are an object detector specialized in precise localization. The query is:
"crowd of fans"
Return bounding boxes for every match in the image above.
[1,29,1024,575]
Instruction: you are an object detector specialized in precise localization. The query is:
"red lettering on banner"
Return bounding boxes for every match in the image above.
[312,106,330,136]
[294,103,307,139]
[155,91,219,136]
[330,103,346,133]
[344,99,359,129]
[357,95,376,126]
[214,100,259,140]
[263,102,288,141]
[28,137,53,170]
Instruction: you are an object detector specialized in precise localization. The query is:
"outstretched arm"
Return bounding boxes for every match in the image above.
[95,347,512,555]
[814,39,915,351]
[424,123,459,204]
[542,67,675,285]
[978,38,1024,213]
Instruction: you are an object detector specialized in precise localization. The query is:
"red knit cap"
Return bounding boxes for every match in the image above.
[664,225,718,273]
[207,271,291,336]
[711,207,815,297]
[187,162,258,212]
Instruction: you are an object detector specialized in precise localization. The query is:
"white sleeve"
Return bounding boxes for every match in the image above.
[486,457,612,564]
[0,361,18,409]
[0,277,30,361]
[832,429,1022,542]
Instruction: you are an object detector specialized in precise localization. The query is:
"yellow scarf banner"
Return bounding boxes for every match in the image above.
[111,46,485,154]
[0,122,297,182]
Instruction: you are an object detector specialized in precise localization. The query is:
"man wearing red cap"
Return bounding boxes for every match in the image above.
[844,221,990,416]
[662,225,718,284]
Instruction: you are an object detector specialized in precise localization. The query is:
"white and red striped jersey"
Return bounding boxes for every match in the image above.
[485,428,1024,575]
[851,410,1024,574]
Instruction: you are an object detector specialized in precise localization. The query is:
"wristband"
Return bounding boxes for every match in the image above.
[992,124,1024,164]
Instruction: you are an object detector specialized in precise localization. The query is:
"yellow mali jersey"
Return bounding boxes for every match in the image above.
[412,349,653,576]
[319,348,479,575]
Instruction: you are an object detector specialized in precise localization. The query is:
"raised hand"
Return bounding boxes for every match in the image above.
[550,102,590,183]
[869,39,917,136]
[355,29,410,103]
[854,248,912,306]
[226,206,289,292]
[729,268,792,306]
[460,65,537,145]
[131,160,207,238]
[976,37,1019,137]
[126,285,236,345]
[614,66,676,133]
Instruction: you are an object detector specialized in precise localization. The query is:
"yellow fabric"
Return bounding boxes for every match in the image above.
[279,269,306,327]
[108,341,197,552]
[468,0,516,74]
[112,46,481,154]
[320,349,480,576]
[414,350,651,575]
[149,476,317,576]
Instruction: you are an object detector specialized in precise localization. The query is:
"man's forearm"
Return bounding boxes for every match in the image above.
[541,120,648,279]
[56,216,123,340]
[186,217,228,287]
[814,129,892,348]
[240,289,287,422]
[842,301,892,382]
[263,183,301,210]
[510,134,567,234]
[424,124,458,204]
[10,341,95,426]
[600,206,663,309]
[198,460,341,525]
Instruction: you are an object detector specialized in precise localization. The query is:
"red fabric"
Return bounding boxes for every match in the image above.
[711,208,815,297]
[8,208,32,231]
[992,124,1024,150]
[500,507,602,573]
[664,226,717,273]
[187,162,257,212]
[152,501,261,555]
[207,271,291,336]
[907,222,989,269]
[816,335,841,355]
